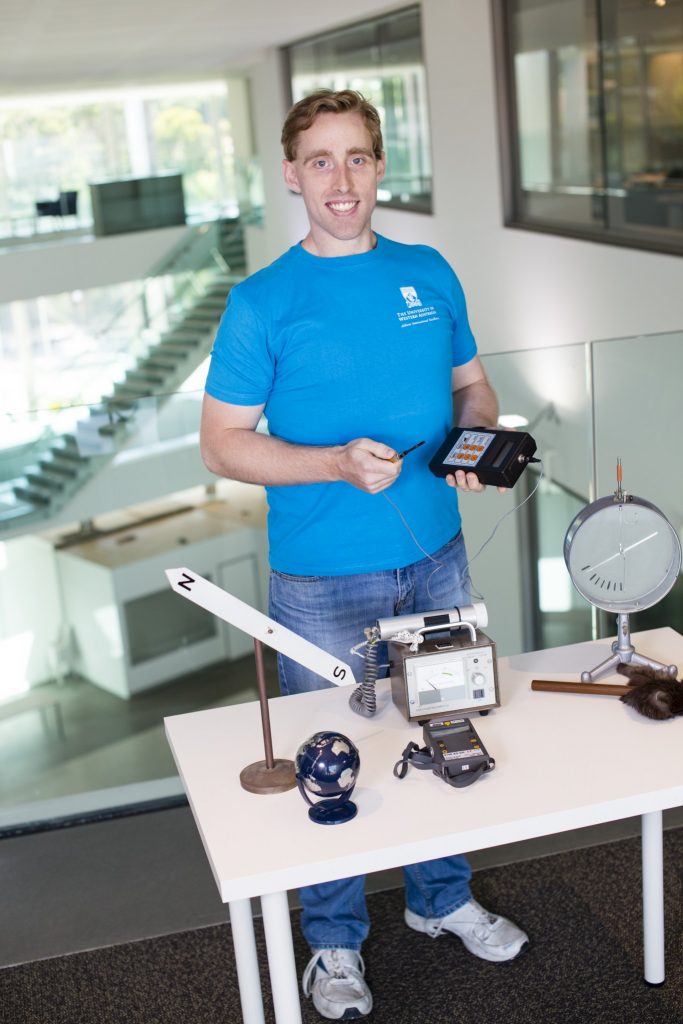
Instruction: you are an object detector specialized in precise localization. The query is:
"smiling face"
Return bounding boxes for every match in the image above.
[282,110,386,258]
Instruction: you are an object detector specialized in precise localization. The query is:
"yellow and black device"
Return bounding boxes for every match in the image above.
[429,426,537,488]
[382,606,500,723]
[393,715,495,788]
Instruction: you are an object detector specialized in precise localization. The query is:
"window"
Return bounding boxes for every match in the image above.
[285,6,433,212]
[493,0,683,254]
[0,81,242,239]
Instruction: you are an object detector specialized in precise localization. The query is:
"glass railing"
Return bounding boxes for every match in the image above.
[0,197,245,248]
[469,343,594,655]
[1,328,680,834]
[0,375,214,533]
[0,387,271,831]
[469,329,682,658]
[0,218,247,529]
[591,330,683,640]
[1,219,244,411]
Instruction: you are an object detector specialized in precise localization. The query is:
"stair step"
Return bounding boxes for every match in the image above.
[98,422,129,437]
[206,275,235,287]
[179,311,218,323]
[161,331,203,343]
[126,370,166,386]
[13,486,51,507]
[51,446,90,464]
[112,384,153,400]
[184,312,220,325]
[103,397,136,411]
[141,357,179,372]
[39,459,78,479]
[26,471,64,492]
[157,339,199,352]
[192,305,224,317]
[178,317,218,330]
[88,403,134,420]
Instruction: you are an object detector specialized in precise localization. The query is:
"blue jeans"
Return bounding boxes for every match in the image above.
[269,532,474,951]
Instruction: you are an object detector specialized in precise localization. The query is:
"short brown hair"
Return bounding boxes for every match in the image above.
[281,89,384,162]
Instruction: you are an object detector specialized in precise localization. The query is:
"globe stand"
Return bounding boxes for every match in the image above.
[581,613,678,683]
[306,800,358,826]
[239,638,296,795]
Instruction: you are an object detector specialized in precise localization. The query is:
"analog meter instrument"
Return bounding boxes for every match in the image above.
[563,461,681,682]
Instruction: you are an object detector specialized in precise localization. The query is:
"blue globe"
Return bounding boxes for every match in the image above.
[294,731,360,824]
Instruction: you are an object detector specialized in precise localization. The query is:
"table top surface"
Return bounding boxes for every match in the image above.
[58,498,266,568]
[165,627,683,902]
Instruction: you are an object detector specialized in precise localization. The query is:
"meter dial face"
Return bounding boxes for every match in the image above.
[413,661,466,707]
[564,495,681,613]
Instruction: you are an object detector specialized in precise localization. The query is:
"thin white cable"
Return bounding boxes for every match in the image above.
[381,459,544,602]
[465,460,544,569]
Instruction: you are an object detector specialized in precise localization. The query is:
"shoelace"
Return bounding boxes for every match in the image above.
[302,950,366,996]
[430,901,497,938]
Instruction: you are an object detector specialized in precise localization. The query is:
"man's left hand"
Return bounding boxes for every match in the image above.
[446,470,507,494]
[446,470,485,493]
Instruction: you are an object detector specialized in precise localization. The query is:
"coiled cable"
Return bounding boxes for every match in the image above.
[348,628,380,716]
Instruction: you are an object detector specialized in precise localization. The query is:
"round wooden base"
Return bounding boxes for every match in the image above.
[240,759,297,794]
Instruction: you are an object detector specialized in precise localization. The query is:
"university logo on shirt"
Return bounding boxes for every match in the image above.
[400,286,422,309]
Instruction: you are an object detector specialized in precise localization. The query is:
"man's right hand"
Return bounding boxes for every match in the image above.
[335,438,402,493]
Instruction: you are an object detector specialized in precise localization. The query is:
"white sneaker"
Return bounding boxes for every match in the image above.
[405,897,528,962]
[302,947,373,1020]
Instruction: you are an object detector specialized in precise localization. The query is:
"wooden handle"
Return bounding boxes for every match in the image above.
[531,679,631,696]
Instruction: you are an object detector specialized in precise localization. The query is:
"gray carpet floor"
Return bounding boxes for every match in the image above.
[2,829,683,1024]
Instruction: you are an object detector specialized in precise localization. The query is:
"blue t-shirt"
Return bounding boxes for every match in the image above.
[205,233,477,575]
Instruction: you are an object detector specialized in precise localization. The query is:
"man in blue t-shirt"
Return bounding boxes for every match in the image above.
[201,90,528,1020]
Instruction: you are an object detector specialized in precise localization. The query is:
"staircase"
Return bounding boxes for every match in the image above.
[2,217,248,533]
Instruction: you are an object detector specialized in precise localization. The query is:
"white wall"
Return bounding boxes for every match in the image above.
[0,224,190,303]
[0,535,63,691]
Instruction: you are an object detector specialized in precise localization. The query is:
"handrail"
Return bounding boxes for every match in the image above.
[80,220,224,345]
[25,219,244,411]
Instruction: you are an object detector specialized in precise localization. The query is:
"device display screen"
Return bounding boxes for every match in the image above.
[413,659,467,707]
[491,440,514,469]
[430,724,470,737]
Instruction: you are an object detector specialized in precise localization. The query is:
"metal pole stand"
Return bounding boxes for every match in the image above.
[239,638,296,795]
[581,613,678,683]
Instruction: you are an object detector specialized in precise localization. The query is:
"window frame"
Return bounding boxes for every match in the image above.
[281,5,434,215]
[490,0,683,257]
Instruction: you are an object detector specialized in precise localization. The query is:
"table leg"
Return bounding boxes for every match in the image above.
[641,810,665,985]
[261,890,302,1024]
[229,898,266,1024]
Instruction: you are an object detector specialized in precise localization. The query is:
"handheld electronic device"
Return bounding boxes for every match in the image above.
[429,426,537,488]
[393,715,495,788]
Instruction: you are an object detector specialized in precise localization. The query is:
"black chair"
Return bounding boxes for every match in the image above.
[35,198,61,217]
[35,191,78,221]
[59,191,78,216]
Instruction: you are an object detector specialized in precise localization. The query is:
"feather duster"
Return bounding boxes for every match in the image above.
[617,664,683,720]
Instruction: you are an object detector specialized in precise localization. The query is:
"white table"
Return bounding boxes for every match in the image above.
[165,626,683,1023]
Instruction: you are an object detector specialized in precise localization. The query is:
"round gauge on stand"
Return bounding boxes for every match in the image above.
[564,461,682,682]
